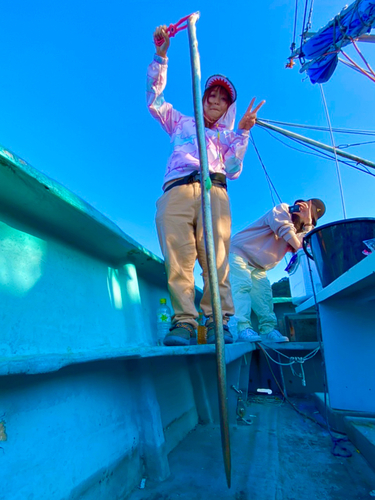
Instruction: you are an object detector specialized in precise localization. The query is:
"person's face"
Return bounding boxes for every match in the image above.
[203,87,230,123]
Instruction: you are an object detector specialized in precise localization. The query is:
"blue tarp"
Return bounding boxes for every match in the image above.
[300,0,375,84]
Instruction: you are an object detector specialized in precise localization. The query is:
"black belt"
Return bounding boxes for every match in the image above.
[164,170,227,194]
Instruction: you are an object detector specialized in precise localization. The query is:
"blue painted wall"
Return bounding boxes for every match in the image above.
[0,149,202,499]
[1,362,141,500]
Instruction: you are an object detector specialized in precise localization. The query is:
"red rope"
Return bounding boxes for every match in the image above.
[350,38,375,78]
[341,50,375,83]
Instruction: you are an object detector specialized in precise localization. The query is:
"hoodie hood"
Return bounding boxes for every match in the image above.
[147,56,248,186]
[214,101,237,131]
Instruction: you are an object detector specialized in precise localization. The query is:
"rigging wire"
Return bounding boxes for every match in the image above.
[250,132,283,206]
[299,0,310,57]
[262,128,336,161]
[337,140,375,149]
[281,132,375,176]
[249,132,290,267]
[259,119,375,136]
[258,127,375,178]
[291,0,299,52]
[319,85,347,219]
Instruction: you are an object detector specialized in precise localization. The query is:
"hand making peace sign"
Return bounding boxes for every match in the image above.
[238,98,266,131]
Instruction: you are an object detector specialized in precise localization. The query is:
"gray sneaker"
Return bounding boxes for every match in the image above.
[263,330,289,343]
[237,328,262,342]
[163,322,197,346]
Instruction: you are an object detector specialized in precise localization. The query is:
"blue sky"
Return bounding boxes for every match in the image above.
[1,0,374,286]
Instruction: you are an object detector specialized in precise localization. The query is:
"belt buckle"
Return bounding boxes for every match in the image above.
[187,172,200,184]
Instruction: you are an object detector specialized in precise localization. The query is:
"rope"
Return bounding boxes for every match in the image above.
[353,0,374,29]
[333,1,375,84]
[261,345,320,388]
[306,0,314,31]
[261,345,320,387]
[341,50,375,83]
[334,0,360,51]
[250,131,283,206]
[261,345,320,366]
[258,343,352,458]
[338,57,375,80]
[351,38,375,78]
[290,362,306,386]
[319,85,347,219]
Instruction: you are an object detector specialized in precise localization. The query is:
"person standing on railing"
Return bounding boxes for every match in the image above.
[230,199,326,343]
[147,25,265,346]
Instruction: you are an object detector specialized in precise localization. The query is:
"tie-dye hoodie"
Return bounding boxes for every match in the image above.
[147,54,250,188]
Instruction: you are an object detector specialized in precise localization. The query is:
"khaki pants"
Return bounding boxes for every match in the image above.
[229,252,277,335]
[156,183,234,329]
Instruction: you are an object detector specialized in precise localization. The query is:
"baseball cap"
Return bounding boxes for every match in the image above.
[205,74,237,103]
[309,198,326,219]
[294,199,326,220]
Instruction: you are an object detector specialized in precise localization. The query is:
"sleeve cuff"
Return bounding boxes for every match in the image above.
[284,230,297,242]
[236,129,250,137]
[154,54,168,65]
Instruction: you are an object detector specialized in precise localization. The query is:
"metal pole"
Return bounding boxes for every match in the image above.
[256,119,375,170]
[187,12,232,489]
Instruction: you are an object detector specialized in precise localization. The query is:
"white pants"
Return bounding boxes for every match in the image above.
[229,252,277,335]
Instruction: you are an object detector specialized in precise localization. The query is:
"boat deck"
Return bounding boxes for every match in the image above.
[128,395,375,500]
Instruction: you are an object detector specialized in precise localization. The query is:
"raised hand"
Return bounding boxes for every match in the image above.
[154,25,170,58]
[238,98,266,131]
[297,200,313,225]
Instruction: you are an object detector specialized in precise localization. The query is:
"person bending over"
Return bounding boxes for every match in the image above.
[230,199,325,343]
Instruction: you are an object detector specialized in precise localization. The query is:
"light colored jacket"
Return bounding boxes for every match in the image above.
[147,54,250,187]
[230,203,314,271]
